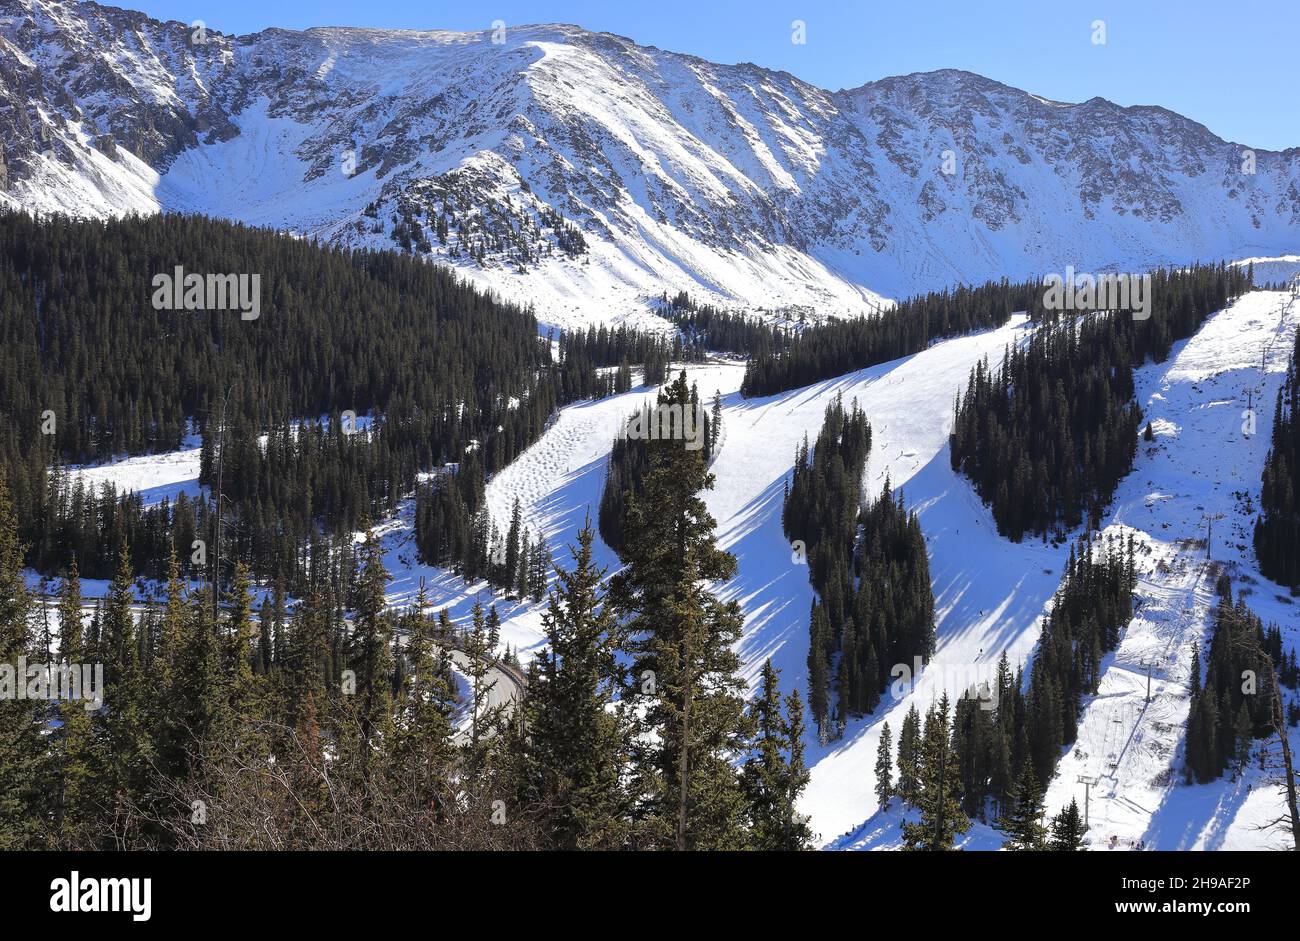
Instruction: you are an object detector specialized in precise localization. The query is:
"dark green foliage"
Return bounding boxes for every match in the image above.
[598,432,653,556]
[598,382,716,555]
[517,521,629,849]
[662,291,791,359]
[945,537,1134,823]
[553,322,689,402]
[1256,329,1300,586]
[1185,591,1292,783]
[2,210,570,591]
[1023,534,1136,784]
[742,278,1042,397]
[951,263,1250,541]
[741,660,813,850]
[951,316,1143,541]
[609,372,753,850]
[900,694,970,851]
[997,763,1047,850]
[1048,798,1087,850]
[874,721,893,810]
[782,396,934,738]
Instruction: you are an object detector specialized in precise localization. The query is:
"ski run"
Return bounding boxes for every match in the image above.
[47,289,1300,850]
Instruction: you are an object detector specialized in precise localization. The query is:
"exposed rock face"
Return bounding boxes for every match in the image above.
[1,0,1296,325]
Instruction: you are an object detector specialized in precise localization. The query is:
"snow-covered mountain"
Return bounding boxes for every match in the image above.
[3,0,1298,330]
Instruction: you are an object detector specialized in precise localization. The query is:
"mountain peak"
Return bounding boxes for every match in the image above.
[1,0,1296,330]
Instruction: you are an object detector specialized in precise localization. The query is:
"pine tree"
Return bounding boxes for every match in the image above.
[461,600,503,760]
[504,497,522,592]
[741,659,811,850]
[710,392,723,452]
[98,532,154,841]
[998,763,1048,850]
[1048,798,1087,851]
[224,561,258,712]
[56,558,83,661]
[875,721,894,810]
[901,695,969,851]
[783,686,812,849]
[43,559,105,845]
[897,704,922,804]
[610,372,751,850]
[486,604,501,652]
[531,539,551,603]
[519,521,628,848]
[0,471,46,848]
[347,530,394,746]
[389,587,457,808]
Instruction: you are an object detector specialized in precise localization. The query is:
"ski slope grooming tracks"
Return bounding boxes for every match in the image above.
[1045,289,1300,851]
[375,361,749,658]
[482,362,749,575]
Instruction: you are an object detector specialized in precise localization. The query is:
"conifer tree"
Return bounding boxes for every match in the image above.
[389,588,457,807]
[347,531,395,745]
[461,600,503,759]
[0,472,45,848]
[1049,798,1087,851]
[519,521,628,848]
[611,372,751,850]
[56,558,83,661]
[98,533,154,841]
[998,763,1048,850]
[505,498,522,591]
[50,561,97,844]
[897,704,922,804]
[875,721,893,810]
[741,660,812,850]
[224,561,258,713]
[901,695,969,851]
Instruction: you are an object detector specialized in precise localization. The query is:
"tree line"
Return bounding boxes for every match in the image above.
[661,291,792,360]
[1,210,580,592]
[1185,580,1300,784]
[1255,328,1300,586]
[951,263,1251,541]
[597,380,723,556]
[740,278,1043,398]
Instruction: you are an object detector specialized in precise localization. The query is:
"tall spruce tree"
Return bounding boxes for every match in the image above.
[875,721,894,810]
[897,704,922,805]
[1049,798,1087,851]
[741,659,812,850]
[519,521,628,848]
[998,763,1048,850]
[610,371,751,850]
[347,530,395,746]
[901,694,969,851]
[0,472,45,848]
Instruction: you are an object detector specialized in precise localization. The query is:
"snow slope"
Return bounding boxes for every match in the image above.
[1041,288,1300,851]
[831,289,1300,851]
[30,292,1300,850]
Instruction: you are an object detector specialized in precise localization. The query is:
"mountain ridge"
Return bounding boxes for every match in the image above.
[2,0,1297,329]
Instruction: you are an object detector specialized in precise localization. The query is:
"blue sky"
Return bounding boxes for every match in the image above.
[126,0,1297,150]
